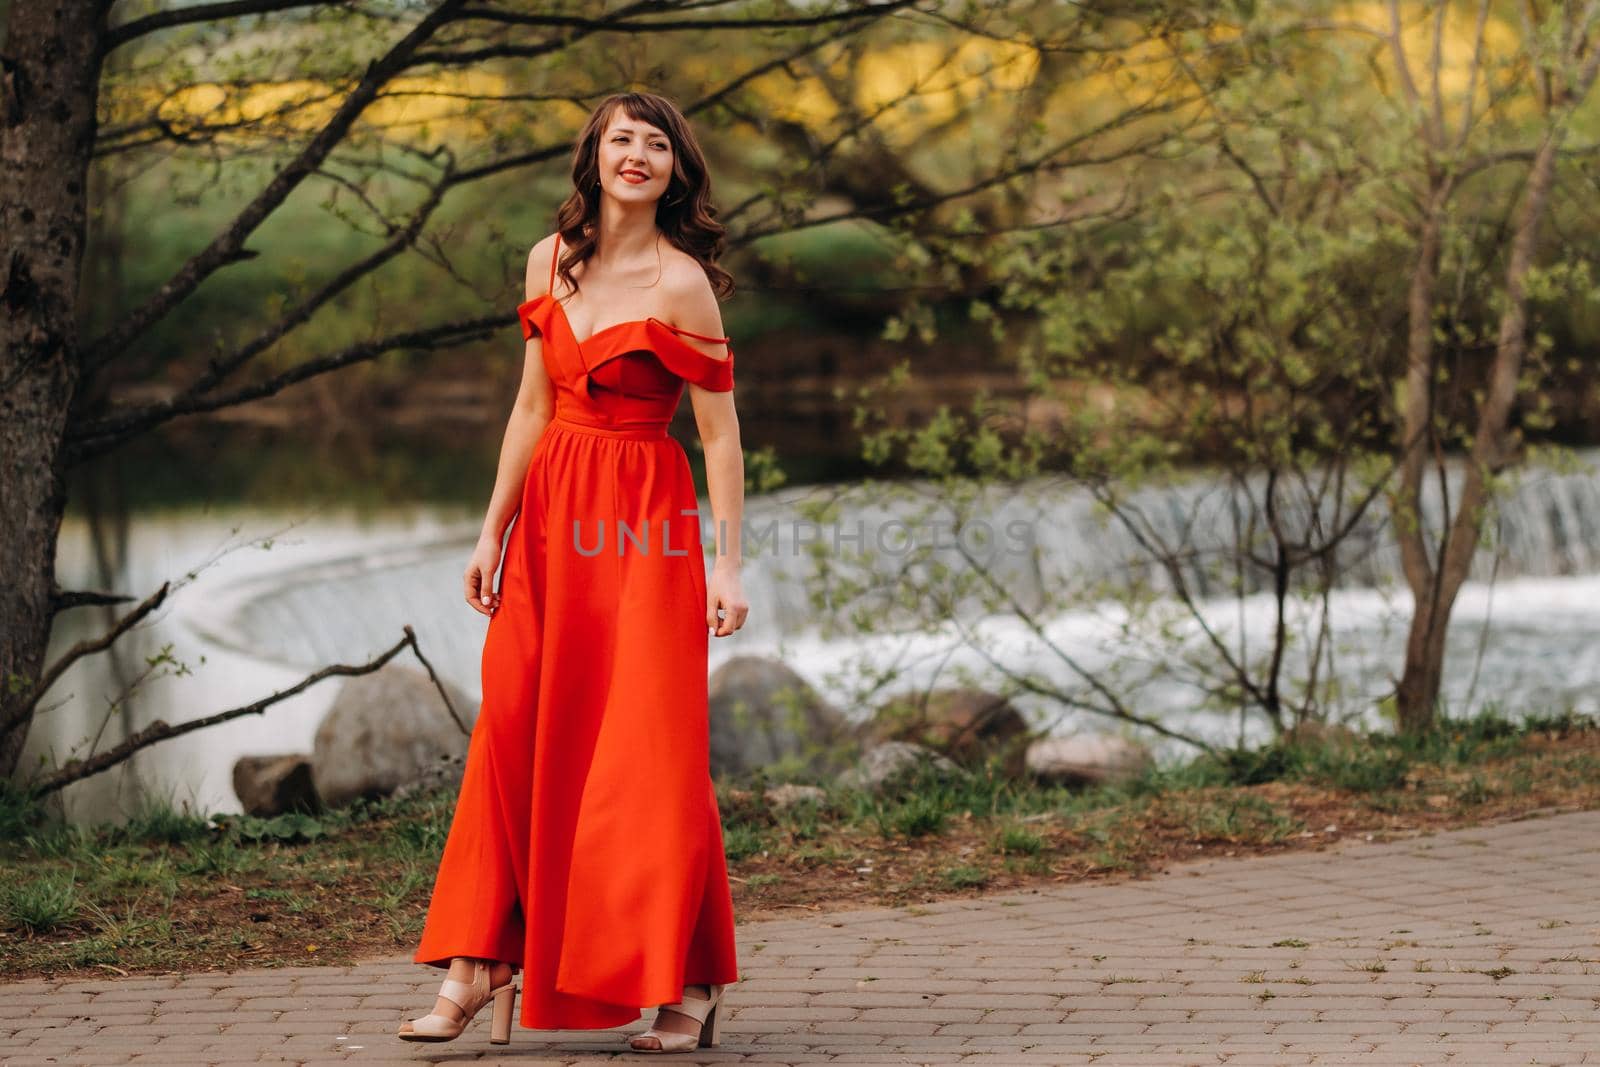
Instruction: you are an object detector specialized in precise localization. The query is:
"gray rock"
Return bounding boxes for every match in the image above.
[763,782,827,810]
[709,656,855,781]
[1025,734,1153,788]
[232,753,320,816]
[836,740,966,793]
[392,751,467,801]
[311,665,474,807]
[861,687,1032,778]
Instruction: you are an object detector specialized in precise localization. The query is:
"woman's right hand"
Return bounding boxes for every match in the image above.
[465,535,504,617]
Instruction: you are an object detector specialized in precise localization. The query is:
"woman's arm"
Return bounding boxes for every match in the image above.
[674,269,748,637]
[693,390,744,560]
[692,388,748,637]
[464,236,557,617]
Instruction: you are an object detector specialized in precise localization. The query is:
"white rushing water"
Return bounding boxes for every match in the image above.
[25,451,1600,824]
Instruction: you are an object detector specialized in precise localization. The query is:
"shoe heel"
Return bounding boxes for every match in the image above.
[699,1001,720,1047]
[489,983,515,1045]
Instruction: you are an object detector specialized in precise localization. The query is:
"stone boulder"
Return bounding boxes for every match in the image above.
[232,753,320,816]
[709,656,856,782]
[762,782,827,811]
[1025,734,1154,789]
[311,665,475,807]
[836,740,966,794]
[392,751,468,801]
[860,687,1032,778]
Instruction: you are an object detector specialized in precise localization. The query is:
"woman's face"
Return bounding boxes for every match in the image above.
[597,111,673,205]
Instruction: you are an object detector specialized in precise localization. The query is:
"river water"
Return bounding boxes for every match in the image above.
[27,450,1600,825]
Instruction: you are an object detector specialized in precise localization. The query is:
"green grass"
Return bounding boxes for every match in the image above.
[994,825,1046,855]
[940,866,990,888]
[875,794,948,838]
[712,706,1600,859]
[1,870,81,933]
[1149,706,1593,795]
[711,706,1600,885]
[722,823,769,862]
[0,785,457,977]
[1178,792,1301,843]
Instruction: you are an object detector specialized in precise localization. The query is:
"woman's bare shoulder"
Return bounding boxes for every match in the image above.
[660,248,730,356]
[661,245,722,302]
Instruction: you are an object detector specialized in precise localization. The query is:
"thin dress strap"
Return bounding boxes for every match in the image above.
[548,232,560,294]
[652,317,730,344]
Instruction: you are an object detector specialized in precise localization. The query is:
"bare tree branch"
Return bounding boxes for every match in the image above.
[103,0,350,54]
[50,587,141,614]
[950,608,1221,757]
[408,623,469,736]
[71,158,458,446]
[73,21,1184,460]
[1,583,172,743]
[68,313,503,464]
[457,0,924,30]
[69,15,867,454]
[25,625,459,797]
[80,0,470,377]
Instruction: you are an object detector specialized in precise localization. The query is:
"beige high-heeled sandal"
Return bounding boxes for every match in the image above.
[397,958,517,1044]
[626,982,727,1052]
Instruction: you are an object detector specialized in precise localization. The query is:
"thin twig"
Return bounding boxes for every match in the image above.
[408,626,469,736]
[2,583,173,741]
[50,588,140,613]
[26,625,459,796]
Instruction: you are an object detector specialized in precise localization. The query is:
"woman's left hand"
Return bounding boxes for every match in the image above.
[706,563,749,637]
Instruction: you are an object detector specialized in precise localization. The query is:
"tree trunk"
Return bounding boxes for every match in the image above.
[1393,122,1571,734]
[1389,181,1449,736]
[0,0,105,776]
[1394,590,1457,736]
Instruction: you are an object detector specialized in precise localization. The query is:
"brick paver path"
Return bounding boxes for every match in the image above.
[3,808,1598,1065]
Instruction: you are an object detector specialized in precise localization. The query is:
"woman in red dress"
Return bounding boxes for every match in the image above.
[398,90,748,1053]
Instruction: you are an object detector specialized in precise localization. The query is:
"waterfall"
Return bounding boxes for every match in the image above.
[184,450,1600,703]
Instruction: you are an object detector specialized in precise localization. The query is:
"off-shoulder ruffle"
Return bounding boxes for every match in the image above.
[514,293,735,393]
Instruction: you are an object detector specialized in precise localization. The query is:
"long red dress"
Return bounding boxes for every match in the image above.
[413,232,741,1030]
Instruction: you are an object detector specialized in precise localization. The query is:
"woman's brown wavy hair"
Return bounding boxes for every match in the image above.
[551,91,734,301]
